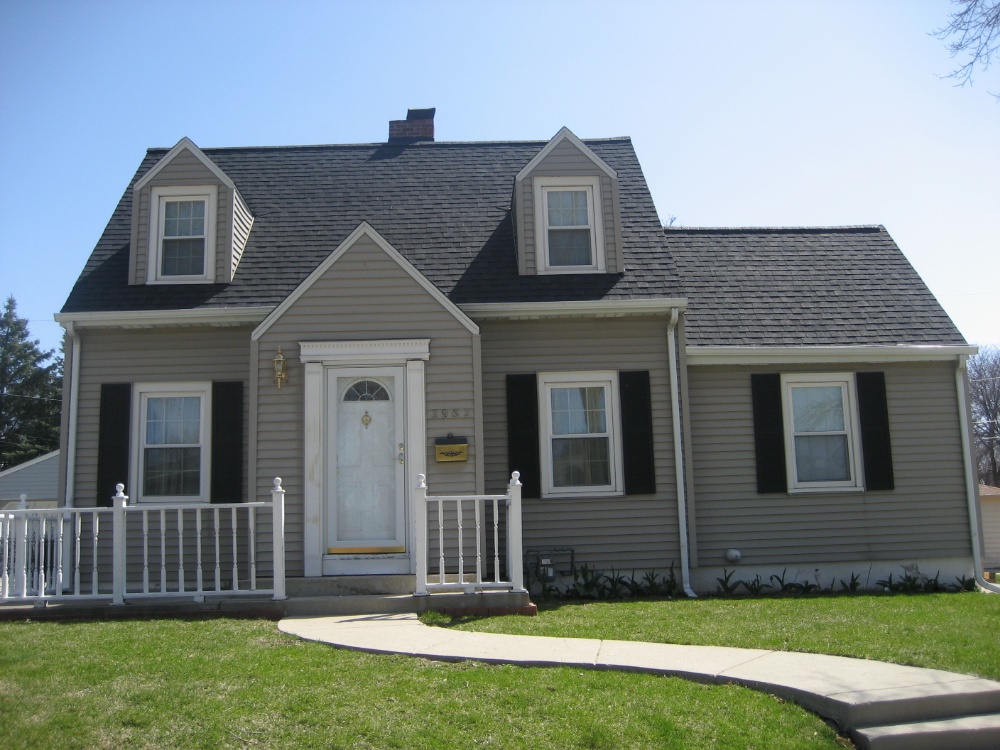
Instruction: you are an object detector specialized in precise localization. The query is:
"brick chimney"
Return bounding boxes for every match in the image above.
[388,108,435,143]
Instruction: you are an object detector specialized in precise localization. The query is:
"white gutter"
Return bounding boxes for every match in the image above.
[62,322,81,509]
[956,354,1000,593]
[687,344,978,366]
[667,308,697,598]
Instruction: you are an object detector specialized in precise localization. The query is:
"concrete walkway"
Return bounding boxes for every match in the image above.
[280,612,1000,750]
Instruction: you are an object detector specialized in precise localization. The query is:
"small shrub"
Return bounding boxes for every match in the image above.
[716,568,740,596]
[840,572,862,593]
[739,574,772,596]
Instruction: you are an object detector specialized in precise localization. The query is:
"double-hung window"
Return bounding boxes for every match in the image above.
[538,372,623,498]
[132,383,211,502]
[781,374,862,492]
[148,185,217,283]
[534,176,605,273]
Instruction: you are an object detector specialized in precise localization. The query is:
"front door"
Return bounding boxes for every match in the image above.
[324,367,408,573]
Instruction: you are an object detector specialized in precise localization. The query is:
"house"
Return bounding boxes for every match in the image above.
[48,109,984,599]
[0,451,59,510]
[979,485,1000,573]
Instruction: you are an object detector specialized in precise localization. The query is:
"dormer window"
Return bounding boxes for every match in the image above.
[147,185,217,283]
[534,176,605,273]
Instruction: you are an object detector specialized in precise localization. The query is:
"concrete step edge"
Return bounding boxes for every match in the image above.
[852,712,1000,750]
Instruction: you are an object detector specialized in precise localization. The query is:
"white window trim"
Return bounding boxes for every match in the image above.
[780,373,863,493]
[538,371,623,499]
[130,382,212,504]
[533,175,606,274]
[147,185,218,284]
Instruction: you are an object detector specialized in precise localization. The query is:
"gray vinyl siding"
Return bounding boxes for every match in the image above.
[688,362,972,566]
[0,451,59,503]
[129,148,236,284]
[231,189,254,279]
[71,326,253,506]
[254,236,478,577]
[480,317,680,570]
[515,139,623,276]
[981,498,1000,568]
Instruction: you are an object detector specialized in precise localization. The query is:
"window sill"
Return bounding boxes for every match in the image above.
[541,490,625,500]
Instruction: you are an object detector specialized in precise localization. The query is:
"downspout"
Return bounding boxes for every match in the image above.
[62,322,81,509]
[667,308,697,597]
[956,354,1000,593]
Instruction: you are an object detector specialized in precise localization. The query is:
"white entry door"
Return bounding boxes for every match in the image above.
[325,367,408,572]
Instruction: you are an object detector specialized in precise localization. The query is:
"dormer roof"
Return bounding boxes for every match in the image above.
[515,127,617,181]
[133,137,236,191]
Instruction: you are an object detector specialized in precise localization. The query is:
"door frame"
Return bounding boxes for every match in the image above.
[300,339,429,577]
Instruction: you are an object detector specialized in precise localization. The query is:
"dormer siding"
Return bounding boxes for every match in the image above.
[514,137,624,276]
[128,141,251,286]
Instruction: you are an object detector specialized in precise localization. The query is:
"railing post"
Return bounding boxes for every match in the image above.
[112,484,128,605]
[13,510,28,598]
[271,477,286,601]
[507,471,525,593]
[414,474,428,595]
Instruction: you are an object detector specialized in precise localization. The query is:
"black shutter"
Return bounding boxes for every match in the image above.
[506,374,540,499]
[620,371,656,495]
[96,383,132,506]
[856,372,894,491]
[751,374,787,493]
[211,381,244,503]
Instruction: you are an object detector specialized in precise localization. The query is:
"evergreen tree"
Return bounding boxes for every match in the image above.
[0,296,62,470]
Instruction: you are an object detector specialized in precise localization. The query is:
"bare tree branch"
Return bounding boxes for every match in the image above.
[933,0,1000,98]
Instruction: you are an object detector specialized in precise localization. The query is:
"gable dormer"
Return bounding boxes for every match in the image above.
[513,127,624,276]
[128,137,253,286]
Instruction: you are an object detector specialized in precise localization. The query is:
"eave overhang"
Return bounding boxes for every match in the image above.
[55,306,273,331]
[686,344,979,366]
[461,299,687,321]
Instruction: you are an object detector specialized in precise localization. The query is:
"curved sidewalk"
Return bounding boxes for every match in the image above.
[280,612,1000,750]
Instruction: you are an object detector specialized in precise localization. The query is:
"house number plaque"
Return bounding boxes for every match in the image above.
[428,408,472,420]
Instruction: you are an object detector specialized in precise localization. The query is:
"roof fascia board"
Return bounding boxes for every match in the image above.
[134,137,236,191]
[461,299,687,320]
[515,127,617,182]
[55,307,272,329]
[686,345,979,366]
[252,222,480,341]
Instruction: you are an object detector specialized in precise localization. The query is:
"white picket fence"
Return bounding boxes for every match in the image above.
[415,471,525,595]
[0,479,286,604]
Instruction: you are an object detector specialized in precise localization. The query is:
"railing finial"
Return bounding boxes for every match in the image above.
[417,473,427,490]
[114,484,128,504]
[273,477,283,491]
[509,471,521,486]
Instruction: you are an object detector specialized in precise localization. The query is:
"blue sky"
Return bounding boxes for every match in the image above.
[1,0,997,354]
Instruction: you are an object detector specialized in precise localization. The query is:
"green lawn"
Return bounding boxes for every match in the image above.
[4,594,990,749]
[0,617,846,750]
[449,592,1000,680]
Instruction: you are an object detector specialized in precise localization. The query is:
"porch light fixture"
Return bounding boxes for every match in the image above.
[273,349,288,389]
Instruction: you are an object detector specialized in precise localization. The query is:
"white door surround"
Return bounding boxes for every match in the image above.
[300,339,429,577]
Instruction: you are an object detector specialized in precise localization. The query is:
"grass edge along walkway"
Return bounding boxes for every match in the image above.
[0,616,849,750]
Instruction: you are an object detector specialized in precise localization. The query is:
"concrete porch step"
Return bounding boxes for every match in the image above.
[284,575,416,597]
[283,590,534,618]
[852,712,1000,750]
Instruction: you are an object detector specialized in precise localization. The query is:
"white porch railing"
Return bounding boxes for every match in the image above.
[0,478,286,605]
[415,471,525,595]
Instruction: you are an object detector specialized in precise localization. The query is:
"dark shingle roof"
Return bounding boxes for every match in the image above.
[62,137,966,349]
[666,226,966,346]
[62,138,679,313]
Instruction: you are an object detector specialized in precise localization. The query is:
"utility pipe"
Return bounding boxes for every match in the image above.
[956,354,1000,593]
[62,322,81,509]
[667,308,697,598]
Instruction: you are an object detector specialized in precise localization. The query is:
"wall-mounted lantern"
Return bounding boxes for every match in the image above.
[273,349,288,390]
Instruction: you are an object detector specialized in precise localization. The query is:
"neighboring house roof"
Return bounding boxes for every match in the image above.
[0,450,59,502]
[62,138,680,313]
[666,226,966,347]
